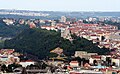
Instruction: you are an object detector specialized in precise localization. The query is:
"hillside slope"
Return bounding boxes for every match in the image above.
[4,28,110,59]
[0,19,29,37]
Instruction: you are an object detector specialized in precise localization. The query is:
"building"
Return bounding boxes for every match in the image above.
[75,51,98,59]
[109,32,120,41]
[61,28,71,39]
[111,58,120,67]
[70,61,79,67]
[19,60,35,67]
[61,16,67,23]
[0,49,20,65]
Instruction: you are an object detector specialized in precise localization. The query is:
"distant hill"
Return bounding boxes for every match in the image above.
[0,9,120,19]
[4,28,110,59]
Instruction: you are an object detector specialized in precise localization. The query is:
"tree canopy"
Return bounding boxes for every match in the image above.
[4,28,110,59]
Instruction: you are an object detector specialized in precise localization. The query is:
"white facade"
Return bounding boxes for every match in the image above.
[61,16,66,23]
[19,61,35,67]
[70,61,79,67]
[111,58,120,67]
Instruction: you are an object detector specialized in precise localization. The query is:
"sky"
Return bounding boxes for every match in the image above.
[0,0,120,11]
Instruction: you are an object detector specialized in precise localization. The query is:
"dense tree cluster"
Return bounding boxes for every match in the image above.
[104,21,120,29]
[0,19,29,37]
[1,63,22,73]
[4,28,110,59]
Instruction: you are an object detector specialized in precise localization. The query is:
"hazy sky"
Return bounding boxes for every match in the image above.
[0,0,120,11]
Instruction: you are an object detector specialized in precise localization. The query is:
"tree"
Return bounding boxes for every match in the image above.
[112,62,116,66]
[7,63,22,72]
[4,28,110,60]
[101,36,105,41]
[1,64,7,73]
[21,67,27,74]
[93,60,98,66]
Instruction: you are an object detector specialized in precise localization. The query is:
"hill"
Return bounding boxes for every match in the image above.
[0,19,29,37]
[1,9,120,19]
[4,28,110,59]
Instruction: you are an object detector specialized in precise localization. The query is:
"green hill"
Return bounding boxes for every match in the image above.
[4,28,110,59]
[0,19,29,37]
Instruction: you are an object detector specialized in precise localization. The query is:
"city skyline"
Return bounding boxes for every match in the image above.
[0,0,120,12]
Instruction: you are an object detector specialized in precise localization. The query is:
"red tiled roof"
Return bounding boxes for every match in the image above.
[21,60,34,62]
[70,61,79,63]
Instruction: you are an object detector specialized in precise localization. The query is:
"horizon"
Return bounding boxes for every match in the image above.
[0,0,120,12]
[0,9,120,12]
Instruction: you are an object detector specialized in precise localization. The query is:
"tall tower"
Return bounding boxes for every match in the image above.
[61,16,66,23]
